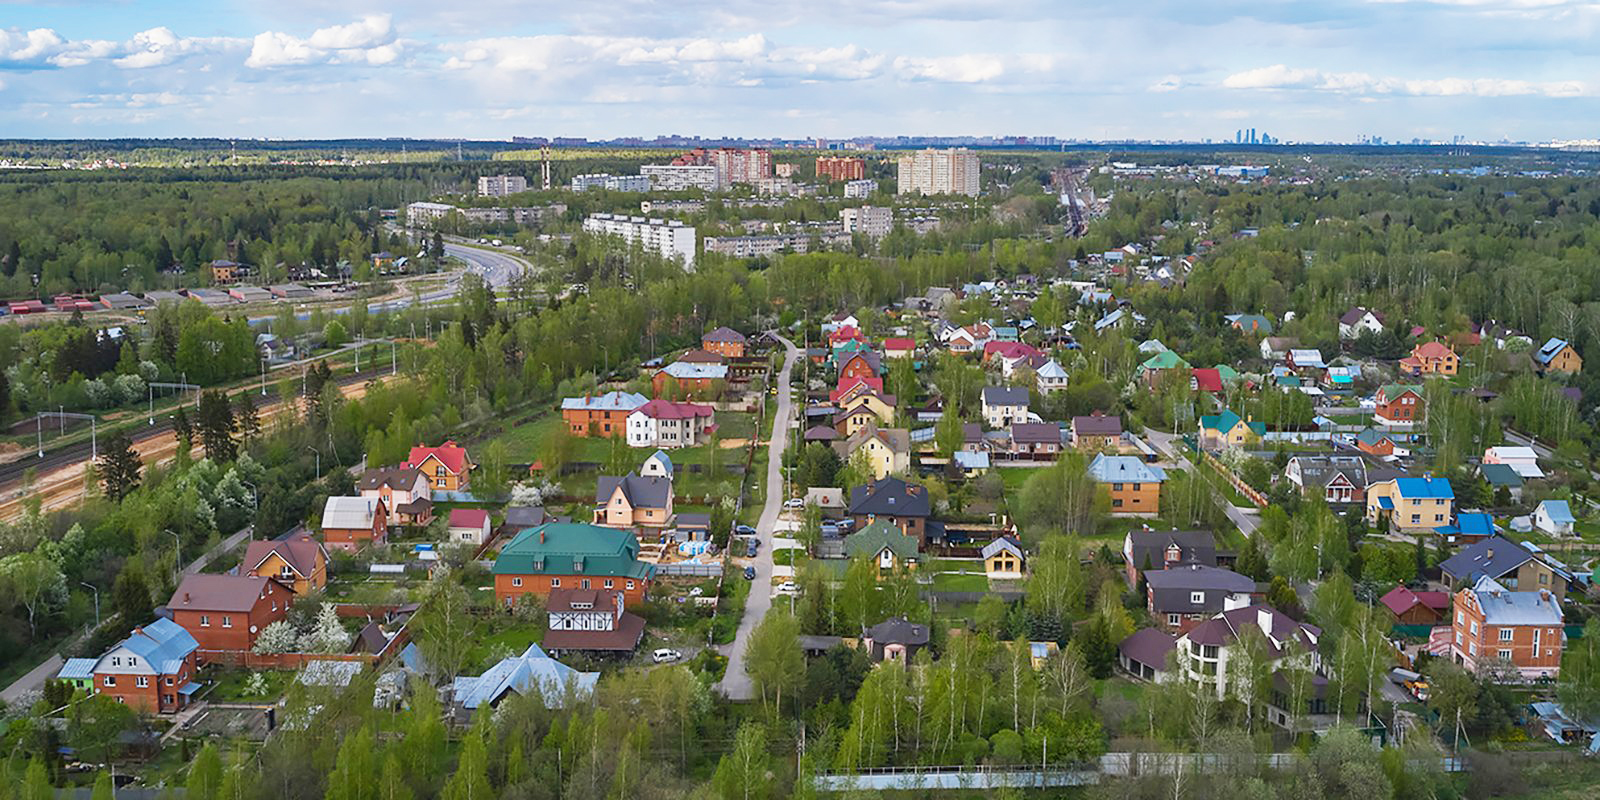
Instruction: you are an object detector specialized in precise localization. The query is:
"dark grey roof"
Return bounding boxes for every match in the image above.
[1146,565,1256,614]
[864,616,929,646]
[1439,536,1533,584]
[848,476,931,518]
[503,506,549,528]
[357,465,423,491]
[1290,455,1370,490]
[675,512,711,529]
[595,474,673,509]
[981,386,1030,406]
[1072,414,1122,436]
[1126,530,1216,572]
[1118,627,1176,668]
[1010,422,1063,445]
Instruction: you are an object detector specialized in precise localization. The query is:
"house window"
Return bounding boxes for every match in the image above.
[626,581,635,590]
[604,580,614,589]
[1497,649,1512,662]
[137,676,149,688]
[112,657,121,667]
[1112,482,1124,491]
[166,677,174,686]
[1469,643,1477,656]
[512,578,523,587]
[1167,613,1180,626]
[1539,573,1548,585]
[104,676,116,687]
[551,578,561,587]
[1499,629,1513,642]
[1469,621,1478,636]
[222,616,233,628]
[200,615,210,627]
[1190,591,1205,604]
[581,579,591,589]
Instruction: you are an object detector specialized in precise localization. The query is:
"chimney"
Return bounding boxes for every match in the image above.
[1485,548,1493,561]
[539,530,546,544]
[183,592,191,604]
[1256,607,1272,634]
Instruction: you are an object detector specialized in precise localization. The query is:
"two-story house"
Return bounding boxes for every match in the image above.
[1338,307,1386,340]
[980,386,1031,429]
[1284,455,1398,505]
[168,574,290,656]
[626,398,717,449]
[1071,413,1123,451]
[848,476,932,546]
[700,326,747,358]
[1089,454,1167,515]
[406,440,473,491]
[1198,410,1264,451]
[1374,384,1424,427]
[1035,359,1070,394]
[241,532,328,595]
[1365,476,1453,534]
[90,618,200,713]
[491,522,655,607]
[843,519,921,571]
[560,391,648,438]
[834,424,911,481]
[1439,535,1573,602]
[1146,565,1256,634]
[837,351,884,385]
[1400,341,1460,377]
[542,589,647,656]
[1450,576,1564,680]
[594,474,674,529]
[652,361,728,397]
[1008,422,1062,460]
[1534,337,1583,375]
[1174,605,1322,701]
[356,465,433,526]
[1123,529,1218,587]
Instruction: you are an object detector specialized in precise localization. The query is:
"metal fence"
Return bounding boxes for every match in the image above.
[657,562,723,577]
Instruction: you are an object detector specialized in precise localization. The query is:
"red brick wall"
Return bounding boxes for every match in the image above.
[494,573,648,607]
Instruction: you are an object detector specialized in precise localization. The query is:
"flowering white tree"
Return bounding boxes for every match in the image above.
[253,620,298,654]
[305,603,350,653]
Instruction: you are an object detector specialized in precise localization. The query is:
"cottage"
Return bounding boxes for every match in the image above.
[862,617,930,664]
[1535,500,1576,537]
[1285,455,1374,505]
[1173,605,1322,701]
[700,326,747,358]
[1198,410,1263,451]
[356,465,433,525]
[561,391,649,438]
[1379,586,1450,625]
[89,618,201,713]
[843,519,921,571]
[1146,565,1256,633]
[1088,454,1167,514]
[847,476,932,546]
[448,509,493,547]
[1138,350,1192,387]
[1365,477,1453,534]
[1400,341,1460,377]
[543,589,647,655]
[1534,338,1582,375]
[451,644,598,714]
[1338,307,1386,340]
[492,522,655,606]
[882,338,916,359]
[980,386,1031,428]
[1374,384,1424,427]
[406,441,473,491]
[594,474,674,529]
[1355,428,1404,458]
[641,450,674,479]
[1007,422,1062,460]
[1484,446,1544,479]
[1259,336,1298,361]
[1118,628,1177,681]
[321,496,388,552]
[1477,464,1525,503]
[241,532,328,595]
[652,361,728,397]
[982,536,1025,579]
[834,424,911,480]
[1035,359,1070,394]
[626,398,716,449]
[1226,314,1273,334]
[1071,413,1122,451]
[167,574,290,656]
[1438,535,1570,602]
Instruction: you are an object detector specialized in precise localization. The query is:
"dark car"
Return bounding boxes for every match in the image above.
[745,539,759,557]
[735,524,757,537]
[743,566,756,580]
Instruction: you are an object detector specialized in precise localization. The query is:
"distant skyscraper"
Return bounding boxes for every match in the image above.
[896,148,980,197]
[1235,130,1242,144]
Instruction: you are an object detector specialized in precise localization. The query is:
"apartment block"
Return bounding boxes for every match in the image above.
[571,174,652,192]
[710,148,773,185]
[478,175,529,197]
[582,213,697,270]
[406,201,457,227]
[642,165,722,192]
[841,205,893,238]
[817,156,867,181]
[896,148,980,197]
[844,179,877,198]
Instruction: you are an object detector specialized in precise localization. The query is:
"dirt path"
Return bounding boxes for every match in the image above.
[0,375,390,522]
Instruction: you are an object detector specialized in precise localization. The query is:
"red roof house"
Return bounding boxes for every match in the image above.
[1191,368,1223,393]
[1379,586,1450,625]
[406,440,473,491]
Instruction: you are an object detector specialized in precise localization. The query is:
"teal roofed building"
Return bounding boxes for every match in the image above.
[493,522,655,608]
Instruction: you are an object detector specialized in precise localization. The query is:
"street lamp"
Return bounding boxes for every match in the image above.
[79,581,100,629]
[166,529,182,584]
[305,446,321,481]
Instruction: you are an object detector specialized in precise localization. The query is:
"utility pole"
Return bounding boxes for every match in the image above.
[79,581,100,629]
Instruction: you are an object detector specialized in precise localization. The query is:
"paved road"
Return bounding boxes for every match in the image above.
[717,334,798,701]
[1143,429,1261,536]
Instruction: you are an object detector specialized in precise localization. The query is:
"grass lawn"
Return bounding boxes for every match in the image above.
[932,572,990,592]
[464,618,544,673]
[999,467,1035,495]
[491,409,760,469]
[1097,676,1148,705]
[773,549,809,567]
[205,668,294,703]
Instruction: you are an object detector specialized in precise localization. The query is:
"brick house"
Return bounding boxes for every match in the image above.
[1146,565,1256,634]
[1450,576,1564,680]
[167,574,291,655]
[1089,454,1166,515]
[1123,529,1218,587]
[492,523,655,607]
[321,496,388,552]
[560,391,648,438]
[1399,341,1460,377]
[652,361,728,397]
[848,476,931,546]
[700,327,747,358]
[1374,384,1424,427]
[90,618,200,713]
[356,465,433,525]
[837,351,883,385]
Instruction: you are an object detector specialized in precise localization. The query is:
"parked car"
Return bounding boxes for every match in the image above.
[774,581,800,597]
[745,539,759,558]
[820,522,839,537]
[652,648,682,663]
[783,498,804,510]
[743,566,756,580]
[836,518,855,533]
[735,524,757,537]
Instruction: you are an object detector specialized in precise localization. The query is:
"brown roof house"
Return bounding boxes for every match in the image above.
[167,574,291,657]
[542,589,647,656]
[356,465,433,526]
[862,616,929,665]
[241,532,328,595]
[594,474,675,529]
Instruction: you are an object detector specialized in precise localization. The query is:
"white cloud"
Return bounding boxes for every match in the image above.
[894,54,1005,83]
[0,28,66,65]
[246,15,400,69]
[1223,64,1590,97]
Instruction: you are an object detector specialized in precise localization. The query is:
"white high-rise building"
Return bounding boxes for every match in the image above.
[641,165,722,193]
[478,175,529,197]
[843,179,877,199]
[896,148,980,197]
[571,174,652,192]
[841,206,893,238]
[406,201,457,227]
[582,213,697,270]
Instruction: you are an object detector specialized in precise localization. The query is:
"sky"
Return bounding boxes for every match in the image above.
[1,0,1598,142]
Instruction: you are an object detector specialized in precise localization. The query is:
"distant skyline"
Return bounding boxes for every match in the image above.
[2,1,1599,142]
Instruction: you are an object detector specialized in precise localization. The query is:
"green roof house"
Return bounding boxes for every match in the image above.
[843,519,921,571]
[492,522,655,607]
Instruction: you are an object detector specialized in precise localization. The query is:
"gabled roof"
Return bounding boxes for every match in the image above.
[452,644,598,710]
[882,337,916,351]
[1537,499,1575,525]
[170,574,276,613]
[659,361,729,380]
[1412,340,1457,360]
[1434,512,1496,539]
[1535,337,1571,365]
[244,533,325,580]
[595,474,673,509]
[1439,536,1533,583]
[560,390,650,412]
[323,496,382,529]
[1191,368,1223,392]
[1010,422,1062,445]
[98,618,198,674]
[1378,384,1423,401]
[848,476,931,518]
[1071,414,1122,436]
[1477,463,1524,488]
[1355,428,1394,447]
[981,386,1031,407]
[1287,349,1326,368]
[493,523,653,580]
[1146,565,1255,612]
[1183,605,1321,657]
[407,440,470,474]
[1088,454,1167,484]
[1378,586,1450,617]
[864,616,929,646]
[1140,350,1190,371]
[356,465,425,491]
[1126,529,1216,571]
[840,424,911,459]
[1390,477,1453,499]
[844,519,920,561]
[632,398,715,420]
[981,536,1024,560]
[1118,627,1176,668]
[449,508,491,529]
[1199,409,1263,436]
[1340,307,1384,325]
[702,326,746,343]
[677,348,725,364]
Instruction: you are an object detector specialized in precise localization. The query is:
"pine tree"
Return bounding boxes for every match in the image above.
[196,390,237,462]
[112,563,152,624]
[233,392,260,443]
[98,430,143,500]
[4,240,20,278]
[172,404,193,443]
[430,232,445,262]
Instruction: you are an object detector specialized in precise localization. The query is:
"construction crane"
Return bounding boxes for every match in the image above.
[541,145,552,190]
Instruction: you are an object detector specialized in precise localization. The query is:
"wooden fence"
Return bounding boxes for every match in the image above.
[1200,451,1268,507]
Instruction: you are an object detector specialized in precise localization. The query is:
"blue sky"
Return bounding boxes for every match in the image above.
[1,1,1597,142]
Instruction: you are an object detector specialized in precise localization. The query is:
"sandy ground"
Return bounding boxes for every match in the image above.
[0,375,389,522]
